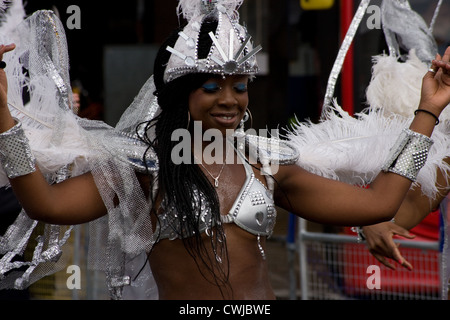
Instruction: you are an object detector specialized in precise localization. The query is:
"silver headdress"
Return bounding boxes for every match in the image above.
[164,0,262,83]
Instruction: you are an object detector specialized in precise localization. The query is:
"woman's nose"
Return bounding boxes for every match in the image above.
[217,86,238,107]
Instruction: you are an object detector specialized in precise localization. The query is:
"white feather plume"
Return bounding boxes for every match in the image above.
[0,0,26,34]
[366,50,450,121]
[0,0,9,12]
[288,103,404,185]
[287,48,450,200]
[287,102,450,200]
[177,0,243,20]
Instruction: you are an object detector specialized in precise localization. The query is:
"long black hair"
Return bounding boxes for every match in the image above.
[139,17,233,297]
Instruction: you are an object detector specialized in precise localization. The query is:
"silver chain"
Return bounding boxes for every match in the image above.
[194,147,231,188]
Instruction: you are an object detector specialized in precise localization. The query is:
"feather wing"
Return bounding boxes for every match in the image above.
[287,102,450,199]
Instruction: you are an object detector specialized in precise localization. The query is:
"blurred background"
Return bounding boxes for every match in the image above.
[1,0,450,300]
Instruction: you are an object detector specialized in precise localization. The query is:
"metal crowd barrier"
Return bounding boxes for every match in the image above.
[296,217,443,300]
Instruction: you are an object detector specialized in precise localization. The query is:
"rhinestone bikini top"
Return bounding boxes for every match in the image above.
[154,148,277,242]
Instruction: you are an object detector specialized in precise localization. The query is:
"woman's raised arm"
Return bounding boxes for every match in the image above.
[0,44,107,225]
[274,47,450,227]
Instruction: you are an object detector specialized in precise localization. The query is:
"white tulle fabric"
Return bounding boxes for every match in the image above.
[0,3,158,299]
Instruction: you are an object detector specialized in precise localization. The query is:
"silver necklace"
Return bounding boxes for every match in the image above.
[198,161,226,188]
[194,148,230,188]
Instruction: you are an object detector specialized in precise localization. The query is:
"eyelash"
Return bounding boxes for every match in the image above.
[234,84,248,93]
[201,83,248,93]
[202,84,221,93]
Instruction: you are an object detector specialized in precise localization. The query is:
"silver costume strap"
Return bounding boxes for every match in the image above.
[0,119,36,179]
[322,0,371,112]
[382,128,433,182]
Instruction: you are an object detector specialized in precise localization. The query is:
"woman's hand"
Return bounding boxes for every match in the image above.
[419,46,450,117]
[362,222,415,270]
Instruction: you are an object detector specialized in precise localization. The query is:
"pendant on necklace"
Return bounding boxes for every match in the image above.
[214,178,219,188]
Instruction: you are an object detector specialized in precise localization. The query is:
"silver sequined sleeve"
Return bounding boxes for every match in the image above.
[0,120,36,179]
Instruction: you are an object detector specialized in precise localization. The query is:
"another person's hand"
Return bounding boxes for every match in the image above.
[362,222,415,270]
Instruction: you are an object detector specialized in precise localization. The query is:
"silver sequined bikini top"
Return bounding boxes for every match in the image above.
[153,143,297,242]
[151,135,299,243]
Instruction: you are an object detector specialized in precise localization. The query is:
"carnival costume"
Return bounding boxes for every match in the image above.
[0,0,449,300]
[287,0,450,298]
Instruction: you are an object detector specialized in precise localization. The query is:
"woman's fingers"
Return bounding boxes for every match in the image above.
[432,47,450,75]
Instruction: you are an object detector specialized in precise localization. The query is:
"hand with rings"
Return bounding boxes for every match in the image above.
[428,47,450,76]
[419,46,450,118]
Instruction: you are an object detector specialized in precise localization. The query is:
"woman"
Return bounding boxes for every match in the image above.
[1,0,450,299]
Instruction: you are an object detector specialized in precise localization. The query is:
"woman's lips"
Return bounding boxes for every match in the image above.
[211,113,239,126]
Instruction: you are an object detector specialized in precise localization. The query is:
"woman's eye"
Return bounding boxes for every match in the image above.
[202,83,221,93]
[234,83,248,93]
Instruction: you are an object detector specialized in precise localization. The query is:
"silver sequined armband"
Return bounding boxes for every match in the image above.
[381,128,433,182]
[0,119,36,179]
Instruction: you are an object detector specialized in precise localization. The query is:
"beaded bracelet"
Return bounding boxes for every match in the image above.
[351,226,366,243]
[352,218,396,243]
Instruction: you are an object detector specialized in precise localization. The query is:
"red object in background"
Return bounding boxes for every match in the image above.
[340,0,354,115]
[342,210,441,297]
[408,210,440,241]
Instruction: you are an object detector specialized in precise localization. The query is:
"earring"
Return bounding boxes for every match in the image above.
[237,109,252,150]
[239,109,253,130]
[246,108,253,128]
[240,109,252,128]
[238,111,248,134]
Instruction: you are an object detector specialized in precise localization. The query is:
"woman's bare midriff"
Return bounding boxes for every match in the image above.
[149,224,276,300]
